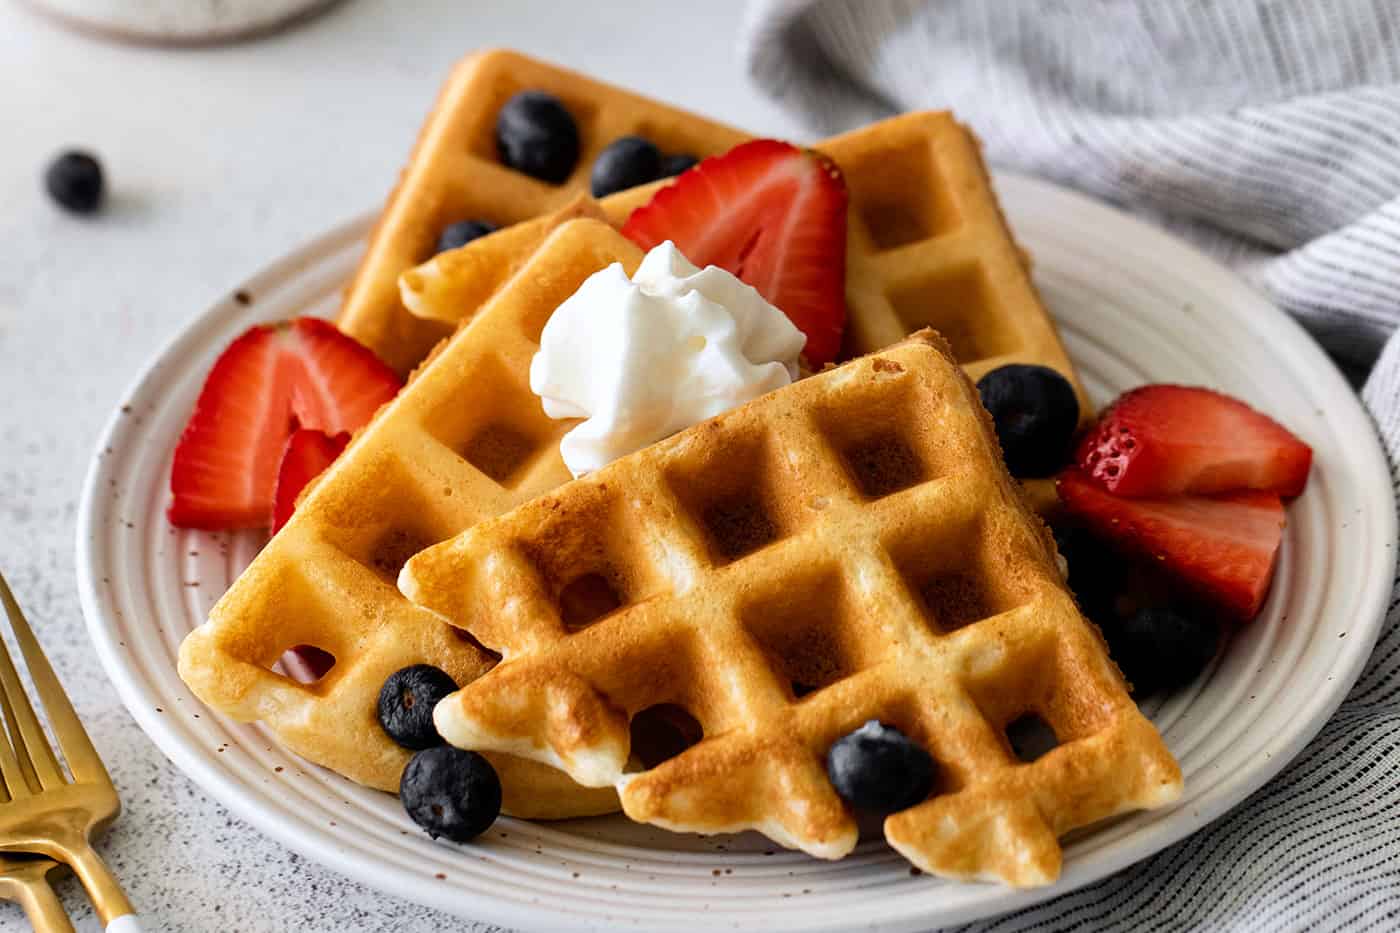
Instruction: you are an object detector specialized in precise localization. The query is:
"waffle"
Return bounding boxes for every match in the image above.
[401,331,1181,886]
[337,48,749,377]
[399,107,1084,402]
[178,219,647,818]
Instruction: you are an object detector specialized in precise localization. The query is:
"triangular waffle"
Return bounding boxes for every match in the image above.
[336,48,748,377]
[178,219,644,817]
[400,107,1081,398]
[401,331,1180,886]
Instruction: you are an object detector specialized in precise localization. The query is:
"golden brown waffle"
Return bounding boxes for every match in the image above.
[401,331,1180,886]
[337,48,749,377]
[178,219,647,818]
[396,104,1086,406]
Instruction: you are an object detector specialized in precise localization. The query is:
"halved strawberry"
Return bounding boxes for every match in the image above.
[1077,385,1312,498]
[168,318,400,530]
[271,429,350,533]
[1057,468,1285,622]
[621,139,848,365]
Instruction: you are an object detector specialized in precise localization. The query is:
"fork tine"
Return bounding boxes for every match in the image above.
[0,621,63,792]
[0,573,93,788]
[0,669,32,799]
[0,676,43,797]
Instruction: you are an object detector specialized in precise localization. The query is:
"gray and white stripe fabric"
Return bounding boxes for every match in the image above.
[741,2,1400,930]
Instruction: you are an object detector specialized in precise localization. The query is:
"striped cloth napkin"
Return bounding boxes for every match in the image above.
[742,2,1400,930]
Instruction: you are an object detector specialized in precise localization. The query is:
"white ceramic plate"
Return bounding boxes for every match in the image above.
[76,174,1396,932]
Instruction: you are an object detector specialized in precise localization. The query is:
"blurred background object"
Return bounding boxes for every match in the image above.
[20,0,345,44]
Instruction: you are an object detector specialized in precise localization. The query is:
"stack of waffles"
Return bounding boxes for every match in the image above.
[177,48,1180,884]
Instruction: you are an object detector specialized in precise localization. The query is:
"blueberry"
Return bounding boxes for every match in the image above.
[400,746,502,842]
[976,365,1080,478]
[1051,523,1126,621]
[436,219,497,254]
[590,135,662,197]
[826,720,935,814]
[659,153,699,178]
[44,150,104,214]
[1106,607,1219,696]
[378,665,458,750]
[495,91,580,184]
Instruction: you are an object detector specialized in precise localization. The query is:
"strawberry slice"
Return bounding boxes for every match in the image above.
[168,318,400,530]
[271,429,351,533]
[1057,468,1285,622]
[1077,385,1312,498]
[621,139,848,365]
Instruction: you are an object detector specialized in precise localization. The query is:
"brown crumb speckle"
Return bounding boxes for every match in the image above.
[234,290,253,305]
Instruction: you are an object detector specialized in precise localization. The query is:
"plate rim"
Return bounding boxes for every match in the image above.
[75,172,1398,931]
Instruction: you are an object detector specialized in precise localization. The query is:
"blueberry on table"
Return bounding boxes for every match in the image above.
[378,664,458,750]
[1107,607,1219,696]
[44,150,104,214]
[660,153,699,178]
[826,720,935,814]
[436,219,497,254]
[590,135,663,197]
[976,364,1080,478]
[400,746,502,842]
[495,90,580,184]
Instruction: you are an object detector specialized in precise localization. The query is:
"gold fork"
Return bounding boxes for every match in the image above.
[0,852,71,932]
[0,571,142,932]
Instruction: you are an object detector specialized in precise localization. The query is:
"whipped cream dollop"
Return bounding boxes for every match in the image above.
[530,241,805,477]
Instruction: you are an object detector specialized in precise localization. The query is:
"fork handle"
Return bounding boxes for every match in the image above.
[62,839,137,928]
[11,872,74,933]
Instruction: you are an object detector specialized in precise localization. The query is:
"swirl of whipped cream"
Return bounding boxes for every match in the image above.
[530,241,805,477]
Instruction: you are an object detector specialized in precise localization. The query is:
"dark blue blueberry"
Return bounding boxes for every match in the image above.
[436,219,497,254]
[495,91,580,184]
[400,746,502,842]
[976,364,1080,478]
[1106,607,1219,696]
[378,665,458,750]
[1051,523,1126,622]
[659,153,699,178]
[44,150,103,214]
[590,135,662,197]
[826,720,935,814]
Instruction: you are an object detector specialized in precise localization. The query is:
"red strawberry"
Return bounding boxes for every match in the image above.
[168,318,400,530]
[1077,385,1312,498]
[1057,468,1285,622]
[271,429,350,533]
[621,139,848,365]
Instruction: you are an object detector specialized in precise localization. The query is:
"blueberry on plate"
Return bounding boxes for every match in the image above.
[826,720,935,814]
[976,364,1080,478]
[659,153,699,178]
[401,746,502,842]
[590,135,662,197]
[44,150,104,214]
[436,219,497,254]
[1051,523,1126,622]
[495,90,580,184]
[1106,607,1219,696]
[378,665,458,750]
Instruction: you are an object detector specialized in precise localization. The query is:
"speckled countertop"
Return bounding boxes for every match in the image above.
[0,4,802,929]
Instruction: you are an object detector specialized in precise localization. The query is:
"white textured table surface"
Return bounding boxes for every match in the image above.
[0,3,803,929]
